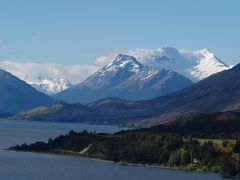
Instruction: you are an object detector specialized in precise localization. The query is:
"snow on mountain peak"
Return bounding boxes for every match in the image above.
[198,48,212,55]
[122,47,231,82]
[83,54,183,90]
[98,54,143,75]
[31,77,72,95]
[94,47,232,82]
[186,48,230,80]
[90,48,231,84]
[110,54,143,70]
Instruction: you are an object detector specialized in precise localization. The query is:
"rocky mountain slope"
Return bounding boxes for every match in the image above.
[54,54,192,103]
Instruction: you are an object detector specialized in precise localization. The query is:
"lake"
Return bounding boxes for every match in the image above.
[0,120,225,180]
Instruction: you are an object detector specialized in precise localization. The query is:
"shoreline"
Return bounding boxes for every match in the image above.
[6,148,220,176]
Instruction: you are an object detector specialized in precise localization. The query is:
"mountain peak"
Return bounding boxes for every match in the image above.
[122,48,230,82]
[198,48,215,58]
[30,77,72,95]
[199,48,211,53]
[98,54,144,75]
[54,54,193,103]
[111,54,142,68]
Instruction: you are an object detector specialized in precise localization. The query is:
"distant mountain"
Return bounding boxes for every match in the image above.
[0,69,57,114]
[11,103,94,123]
[11,99,150,124]
[31,77,72,95]
[12,63,240,127]
[54,54,192,103]
[92,63,240,127]
[105,47,231,82]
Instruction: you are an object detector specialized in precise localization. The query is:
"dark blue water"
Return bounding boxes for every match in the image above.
[0,120,225,180]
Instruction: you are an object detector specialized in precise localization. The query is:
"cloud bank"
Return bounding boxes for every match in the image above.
[0,48,233,85]
[0,61,100,84]
[0,48,163,85]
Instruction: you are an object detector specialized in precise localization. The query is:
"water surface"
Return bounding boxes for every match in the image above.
[0,120,225,180]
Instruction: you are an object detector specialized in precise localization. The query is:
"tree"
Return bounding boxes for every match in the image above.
[180,150,191,165]
[168,150,181,167]
[222,140,229,147]
[220,155,238,177]
[234,140,240,153]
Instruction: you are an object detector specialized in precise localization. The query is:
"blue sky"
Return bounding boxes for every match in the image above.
[0,0,239,65]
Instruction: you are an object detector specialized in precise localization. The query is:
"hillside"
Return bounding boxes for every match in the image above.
[0,69,57,114]
[89,63,240,126]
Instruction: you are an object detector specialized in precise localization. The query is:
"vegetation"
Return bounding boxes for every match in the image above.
[10,129,240,178]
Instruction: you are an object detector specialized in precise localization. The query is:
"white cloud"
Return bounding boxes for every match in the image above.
[93,48,172,67]
[94,49,127,66]
[0,61,100,84]
[93,47,232,82]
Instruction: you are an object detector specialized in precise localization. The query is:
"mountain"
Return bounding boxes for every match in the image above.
[11,103,94,123]
[31,77,72,95]
[0,69,57,114]
[12,63,240,126]
[113,47,231,82]
[88,63,240,126]
[54,54,193,103]
[10,99,146,124]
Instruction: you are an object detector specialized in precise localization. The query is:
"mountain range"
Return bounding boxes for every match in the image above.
[93,63,240,127]
[53,48,231,104]
[0,47,237,128]
[54,54,193,103]
[12,63,240,127]
[0,48,231,96]
[0,69,57,114]
[112,47,230,82]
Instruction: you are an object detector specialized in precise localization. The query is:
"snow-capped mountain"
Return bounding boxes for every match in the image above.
[98,47,231,82]
[132,47,231,82]
[54,54,193,103]
[31,77,72,95]
[83,54,144,88]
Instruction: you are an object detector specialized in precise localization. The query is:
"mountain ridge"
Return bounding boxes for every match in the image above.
[104,47,231,82]
[54,54,193,103]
